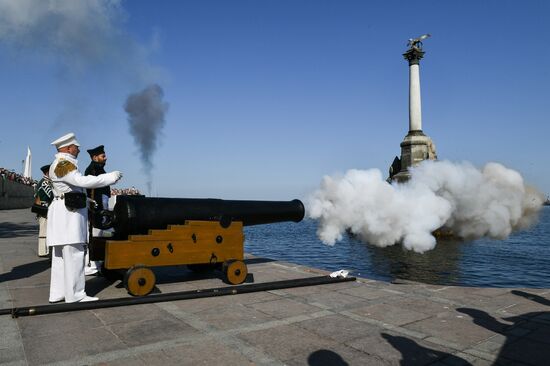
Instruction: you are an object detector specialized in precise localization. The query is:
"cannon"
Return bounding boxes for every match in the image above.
[89,196,305,296]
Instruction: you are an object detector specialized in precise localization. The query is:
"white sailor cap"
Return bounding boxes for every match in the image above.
[51,132,81,149]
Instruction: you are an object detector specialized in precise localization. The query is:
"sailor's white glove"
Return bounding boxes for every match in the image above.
[112,171,123,182]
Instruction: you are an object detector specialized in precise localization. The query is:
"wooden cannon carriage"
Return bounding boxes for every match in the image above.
[89,196,304,296]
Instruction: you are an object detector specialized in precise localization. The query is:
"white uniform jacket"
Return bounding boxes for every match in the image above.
[47,153,119,246]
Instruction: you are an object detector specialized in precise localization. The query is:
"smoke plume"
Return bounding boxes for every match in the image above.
[308,160,544,253]
[1,0,119,73]
[0,0,162,80]
[124,84,169,195]
[0,0,169,193]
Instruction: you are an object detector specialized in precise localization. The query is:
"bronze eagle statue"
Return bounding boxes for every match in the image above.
[407,34,431,49]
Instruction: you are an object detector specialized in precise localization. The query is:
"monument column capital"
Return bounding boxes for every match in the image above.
[403,48,425,66]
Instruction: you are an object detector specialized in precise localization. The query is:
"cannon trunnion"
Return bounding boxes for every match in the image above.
[90,196,305,296]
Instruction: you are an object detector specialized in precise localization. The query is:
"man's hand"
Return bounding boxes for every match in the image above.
[112,171,123,182]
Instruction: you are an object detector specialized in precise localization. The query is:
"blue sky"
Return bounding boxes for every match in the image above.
[0,0,548,200]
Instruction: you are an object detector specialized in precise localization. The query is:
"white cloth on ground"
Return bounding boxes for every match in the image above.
[329,269,349,278]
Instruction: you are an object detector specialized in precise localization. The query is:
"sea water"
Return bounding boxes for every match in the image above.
[244,206,550,288]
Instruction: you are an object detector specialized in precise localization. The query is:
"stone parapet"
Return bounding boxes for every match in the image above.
[0,179,34,209]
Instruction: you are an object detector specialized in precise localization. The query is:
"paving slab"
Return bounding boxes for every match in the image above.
[134,340,257,366]
[285,344,387,366]
[346,330,458,365]
[90,302,175,326]
[348,302,433,327]
[171,290,281,314]
[17,308,104,338]
[190,303,278,331]
[237,324,336,362]
[248,297,323,319]
[23,327,127,365]
[339,283,405,300]
[0,318,26,365]
[295,313,379,343]
[404,310,502,349]
[1,208,550,365]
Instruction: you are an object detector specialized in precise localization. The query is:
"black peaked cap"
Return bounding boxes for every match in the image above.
[87,145,105,157]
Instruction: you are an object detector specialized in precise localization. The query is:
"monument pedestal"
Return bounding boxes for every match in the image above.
[391,130,437,182]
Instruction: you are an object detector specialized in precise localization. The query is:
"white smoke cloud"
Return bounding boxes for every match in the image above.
[308,160,544,253]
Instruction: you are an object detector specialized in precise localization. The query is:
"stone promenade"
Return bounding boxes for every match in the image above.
[1,208,549,365]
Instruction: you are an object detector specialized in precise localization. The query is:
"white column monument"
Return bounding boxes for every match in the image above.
[409,60,422,132]
[23,146,32,179]
[389,34,437,182]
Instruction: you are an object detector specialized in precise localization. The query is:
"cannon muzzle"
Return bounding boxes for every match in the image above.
[107,195,305,239]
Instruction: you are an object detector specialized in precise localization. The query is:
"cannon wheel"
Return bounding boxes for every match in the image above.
[124,265,156,296]
[222,260,248,285]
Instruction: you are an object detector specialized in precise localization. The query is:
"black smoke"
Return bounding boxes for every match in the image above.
[124,84,169,194]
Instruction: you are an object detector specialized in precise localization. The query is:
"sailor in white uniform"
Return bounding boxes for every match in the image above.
[47,132,122,303]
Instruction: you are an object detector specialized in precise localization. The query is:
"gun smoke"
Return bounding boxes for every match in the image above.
[124,84,169,195]
[307,160,544,253]
[1,0,169,193]
[0,0,131,74]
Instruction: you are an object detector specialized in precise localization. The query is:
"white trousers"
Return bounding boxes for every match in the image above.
[49,244,86,303]
[38,217,49,257]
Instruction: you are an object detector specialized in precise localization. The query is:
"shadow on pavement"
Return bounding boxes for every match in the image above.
[457,304,550,366]
[155,265,220,284]
[84,265,233,296]
[308,349,348,366]
[244,257,277,265]
[381,333,471,365]
[85,258,277,294]
[511,290,550,307]
[0,222,37,238]
[0,259,50,283]
[85,275,118,297]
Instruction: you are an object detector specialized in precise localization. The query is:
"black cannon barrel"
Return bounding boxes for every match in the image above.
[111,195,305,239]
